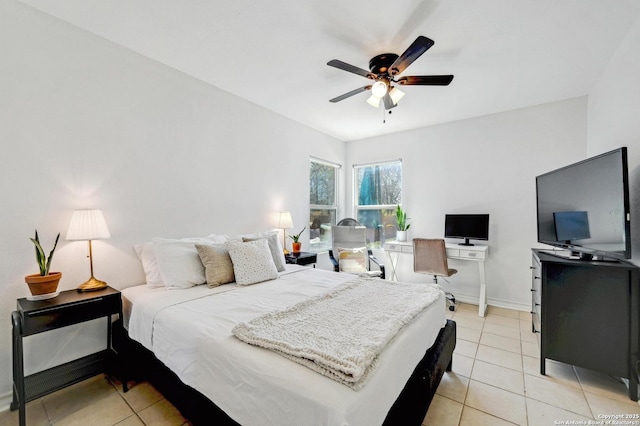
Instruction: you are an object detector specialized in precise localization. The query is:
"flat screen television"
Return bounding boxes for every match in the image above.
[444,214,490,246]
[536,147,631,260]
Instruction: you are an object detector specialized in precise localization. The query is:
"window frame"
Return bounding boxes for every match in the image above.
[309,157,341,253]
[353,159,403,247]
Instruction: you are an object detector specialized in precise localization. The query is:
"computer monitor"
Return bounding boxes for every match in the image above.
[444,214,490,246]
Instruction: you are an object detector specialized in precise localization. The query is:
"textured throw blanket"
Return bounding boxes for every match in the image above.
[232,277,441,389]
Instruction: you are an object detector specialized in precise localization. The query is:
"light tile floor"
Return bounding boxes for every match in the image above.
[2,303,639,425]
[424,303,640,425]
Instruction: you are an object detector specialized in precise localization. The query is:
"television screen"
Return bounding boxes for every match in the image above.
[444,214,489,246]
[554,211,590,242]
[536,147,630,260]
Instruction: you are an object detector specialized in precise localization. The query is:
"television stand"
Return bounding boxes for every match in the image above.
[531,249,639,400]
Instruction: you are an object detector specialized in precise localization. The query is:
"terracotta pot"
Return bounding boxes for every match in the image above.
[292,242,302,253]
[25,272,62,296]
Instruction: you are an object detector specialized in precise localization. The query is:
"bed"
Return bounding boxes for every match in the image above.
[116,244,456,426]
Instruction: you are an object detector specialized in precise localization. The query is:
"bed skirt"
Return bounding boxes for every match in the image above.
[112,319,456,426]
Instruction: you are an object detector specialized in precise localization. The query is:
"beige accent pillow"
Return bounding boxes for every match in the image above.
[227,239,279,285]
[338,247,368,274]
[195,244,235,287]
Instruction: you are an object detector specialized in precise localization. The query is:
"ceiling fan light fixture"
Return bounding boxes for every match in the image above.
[366,95,381,108]
[389,87,405,104]
[371,80,388,98]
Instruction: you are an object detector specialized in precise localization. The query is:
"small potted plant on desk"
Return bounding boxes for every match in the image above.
[288,226,306,253]
[24,230,62,300]
[396,205,411,242]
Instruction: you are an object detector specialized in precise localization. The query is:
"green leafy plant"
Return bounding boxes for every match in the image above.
[396,205,411,231]
[30,230,60,276]
[288,226,306,243]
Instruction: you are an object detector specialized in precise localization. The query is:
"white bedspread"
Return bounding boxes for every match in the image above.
[124,265,446,426]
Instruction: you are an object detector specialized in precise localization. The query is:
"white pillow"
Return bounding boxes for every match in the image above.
[227,239,278,285]
[241,231,286,272]
[134,242,164,288]
[152,235,227,289]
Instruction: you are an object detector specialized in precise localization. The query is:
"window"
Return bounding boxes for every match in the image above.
[309,158,339,252]
[354,159,402,247]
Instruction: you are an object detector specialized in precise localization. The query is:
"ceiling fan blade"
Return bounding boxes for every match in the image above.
[327,59,375,79]
[329,86,371,103]
[396,75,454,86]
[383,93,397,110]
[389,36,434,76]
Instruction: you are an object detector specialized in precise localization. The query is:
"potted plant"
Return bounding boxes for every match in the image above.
[396,205,411,242]
[288,226,306,253]
[25,230,62,299]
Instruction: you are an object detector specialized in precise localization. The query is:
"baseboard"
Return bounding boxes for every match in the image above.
[0,390,12,414]
[452,292,530,313]
[486,297,531,313]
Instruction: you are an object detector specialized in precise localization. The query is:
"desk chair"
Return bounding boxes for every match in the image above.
[413,238,457,311]
[329,220,385,279]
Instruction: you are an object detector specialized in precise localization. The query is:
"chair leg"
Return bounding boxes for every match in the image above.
[432,275,456,311]
[445,292,456,311]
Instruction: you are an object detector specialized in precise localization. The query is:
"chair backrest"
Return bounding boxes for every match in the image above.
[336,218,359,226]
[413,238,450,276]
[331,225,370,273]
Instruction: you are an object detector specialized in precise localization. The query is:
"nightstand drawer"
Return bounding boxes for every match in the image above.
[18,288,121,336]
[285,252,317,266]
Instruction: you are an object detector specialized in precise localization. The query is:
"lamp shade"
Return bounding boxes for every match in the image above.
[371,80,387,98]
[366,95,381,108]
[276,211,293,229]
[66,209,111,241]
[389,87,405,104]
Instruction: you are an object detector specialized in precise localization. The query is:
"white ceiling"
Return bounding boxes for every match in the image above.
[19,0,640,141]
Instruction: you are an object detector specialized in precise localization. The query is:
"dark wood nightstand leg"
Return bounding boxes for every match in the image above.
[11,311,26,426]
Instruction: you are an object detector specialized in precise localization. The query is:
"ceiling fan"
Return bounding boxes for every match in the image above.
[327,36,453,109]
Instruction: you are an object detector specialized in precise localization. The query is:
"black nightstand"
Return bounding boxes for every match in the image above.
[11,286,122,426]
[285,251,317,267]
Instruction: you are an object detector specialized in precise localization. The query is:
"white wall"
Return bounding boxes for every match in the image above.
[345,98,587,309]
[0,1,344,403]
[587,13,640,264]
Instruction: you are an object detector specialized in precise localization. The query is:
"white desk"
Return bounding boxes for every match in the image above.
[383,241,489,317]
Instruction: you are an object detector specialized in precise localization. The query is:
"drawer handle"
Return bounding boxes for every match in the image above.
[27,297,104,316]
[531,289,536,292]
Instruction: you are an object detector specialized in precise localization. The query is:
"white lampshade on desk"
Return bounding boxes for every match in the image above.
[276,211,293,254]
[66,209,111,292]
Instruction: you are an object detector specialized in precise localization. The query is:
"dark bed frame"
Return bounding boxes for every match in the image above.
[113,319,456,426]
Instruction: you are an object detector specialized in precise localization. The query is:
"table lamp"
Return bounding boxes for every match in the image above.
[66,209,111,292]
[276,211,293,254]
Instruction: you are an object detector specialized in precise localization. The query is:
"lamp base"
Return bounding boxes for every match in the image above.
[77,276,108,292]
[283,248,290,255]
